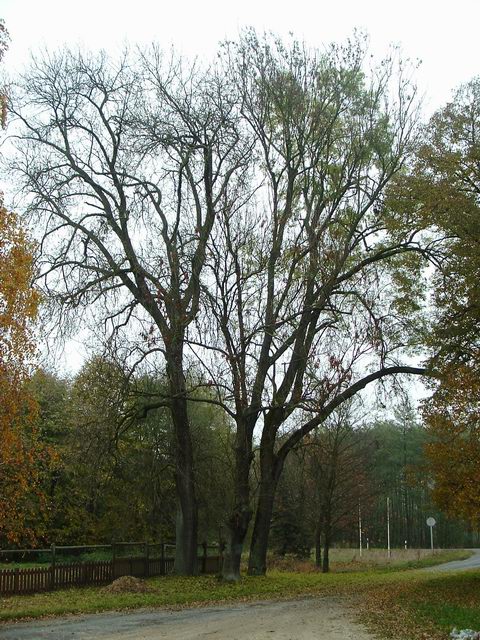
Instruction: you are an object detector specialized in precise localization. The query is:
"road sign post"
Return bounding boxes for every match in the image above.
[426,517,436,553]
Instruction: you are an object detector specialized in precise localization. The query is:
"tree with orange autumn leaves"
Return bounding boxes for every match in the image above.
[0,20,49,545]
[402,78,480,526]
[0,200,47,545]
[424,367,480,526]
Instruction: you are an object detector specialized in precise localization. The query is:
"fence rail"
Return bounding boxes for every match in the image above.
[0,550,222,596]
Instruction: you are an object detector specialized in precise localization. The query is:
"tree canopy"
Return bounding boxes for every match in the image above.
[386,77,480,525]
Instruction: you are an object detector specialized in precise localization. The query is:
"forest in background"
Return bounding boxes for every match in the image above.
[11,357,476,561]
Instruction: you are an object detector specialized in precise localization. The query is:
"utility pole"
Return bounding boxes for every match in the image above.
[359,503,363,558]
[387,497,391,559]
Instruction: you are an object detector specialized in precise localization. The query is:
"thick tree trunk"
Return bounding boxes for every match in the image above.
[222,511,251,581]
[315,524,322,568]
[322,526,331,573]
[247,480,277,575]
[247,435,281,576]
[222,420,253,582]
[322,540,330,573]
[166,340,198,576]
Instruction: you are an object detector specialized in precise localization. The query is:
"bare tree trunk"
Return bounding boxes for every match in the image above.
[315,524,322,568]
[222,421,253,581]
[247,435,280,576]
[222,513,250,582]
[247,479,277,575]
[166,340,198,575]
[322,525,331,573]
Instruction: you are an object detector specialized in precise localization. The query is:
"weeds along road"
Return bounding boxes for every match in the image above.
[0,598,375,640]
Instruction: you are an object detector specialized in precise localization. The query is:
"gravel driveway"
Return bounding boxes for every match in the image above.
[0,598,375,640]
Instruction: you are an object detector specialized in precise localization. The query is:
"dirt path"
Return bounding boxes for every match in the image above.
[0,597,375,639]
[426,548,480,572]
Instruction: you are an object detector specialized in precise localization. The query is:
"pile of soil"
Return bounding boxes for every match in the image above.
[103,575,153,594]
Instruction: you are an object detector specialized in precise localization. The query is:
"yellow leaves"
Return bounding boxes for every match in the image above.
[0,200,47,545]
[423,364,480,527]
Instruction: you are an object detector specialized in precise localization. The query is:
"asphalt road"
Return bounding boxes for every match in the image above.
[0,598,375,640]
[425,548,480,572]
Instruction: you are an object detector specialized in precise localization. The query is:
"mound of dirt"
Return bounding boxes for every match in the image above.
[103,575,153,594]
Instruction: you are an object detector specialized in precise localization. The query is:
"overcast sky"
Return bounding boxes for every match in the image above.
[2,0,479,116]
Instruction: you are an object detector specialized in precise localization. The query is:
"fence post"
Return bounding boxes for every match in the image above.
[202,541,207,574]
[161,542,165,575]
[14,568,19,594]
[145,542,149,578]
[50,543,56,590]
[219,541,225,574]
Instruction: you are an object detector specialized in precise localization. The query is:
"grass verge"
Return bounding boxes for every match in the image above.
[0,569,415,622]
[361,569,480,639]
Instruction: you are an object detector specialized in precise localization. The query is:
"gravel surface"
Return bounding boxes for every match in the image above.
[0,597,375,639]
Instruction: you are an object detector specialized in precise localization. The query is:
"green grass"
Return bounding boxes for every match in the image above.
[415,602,480,631]
[361,569,480,639]
[0,570,404,622]
[404,572,480,631]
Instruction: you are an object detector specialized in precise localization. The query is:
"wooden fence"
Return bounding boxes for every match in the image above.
[0,551,222,596]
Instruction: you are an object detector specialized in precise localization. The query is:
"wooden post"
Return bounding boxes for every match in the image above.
[219,541,225,573]
[50,543,56,590]
[202,541,207,574]
[14,568,19,594]
[161,542,165,575]
[145,542,150,578]
[112,542,116,580]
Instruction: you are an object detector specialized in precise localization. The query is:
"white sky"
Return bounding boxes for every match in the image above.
[2,0,480,116]
[1,0,478,382]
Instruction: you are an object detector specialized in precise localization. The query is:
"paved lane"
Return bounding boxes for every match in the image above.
[426,548,480,572]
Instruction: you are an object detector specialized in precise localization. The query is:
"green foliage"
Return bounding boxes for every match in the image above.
[25,357,234,546]
[388,78,480,528]
[390,78,480,368]
[270,402,474,556]
[367,404,471,550]
[270,462,313,558]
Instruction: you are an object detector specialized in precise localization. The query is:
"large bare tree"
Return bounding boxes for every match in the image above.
[198,32,430,579]
[9,48,250,574]
[8,33,435,581]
